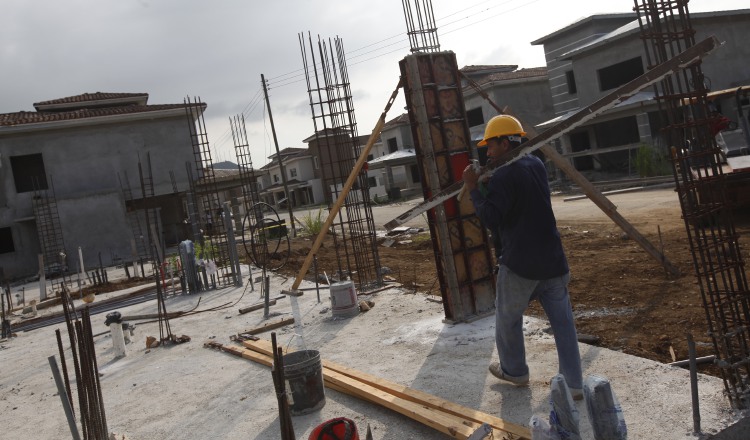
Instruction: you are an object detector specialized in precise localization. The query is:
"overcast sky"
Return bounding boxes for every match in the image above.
[2,0,747,168]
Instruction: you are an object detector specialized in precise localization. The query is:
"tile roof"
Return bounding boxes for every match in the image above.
[383,113,410,129]
[33,92,149,107]
[460,65,517,73]
[0,104,196,127]
[474,67,548,86]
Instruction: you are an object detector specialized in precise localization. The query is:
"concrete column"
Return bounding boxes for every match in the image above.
[109,323,127,358]
[38,254,47,301]
[636,112,653,146]
[130,238,139,277]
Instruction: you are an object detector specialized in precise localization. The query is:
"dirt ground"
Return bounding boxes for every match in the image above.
[273,202,750,380]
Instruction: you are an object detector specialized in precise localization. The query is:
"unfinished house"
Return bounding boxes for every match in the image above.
[0,92,201,279]
[461,65,554,145]
[531,9,750,178]
[366,114,421,201]
[256,147,323,209]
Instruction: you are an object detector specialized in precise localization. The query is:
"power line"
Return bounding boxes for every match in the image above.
[211,0,539,158]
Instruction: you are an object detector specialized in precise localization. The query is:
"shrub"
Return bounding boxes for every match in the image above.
[634,144,671,177]
[300,208,324,237]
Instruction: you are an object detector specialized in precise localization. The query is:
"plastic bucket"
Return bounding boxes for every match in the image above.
[282,350,326,415]
[329,281,359,318]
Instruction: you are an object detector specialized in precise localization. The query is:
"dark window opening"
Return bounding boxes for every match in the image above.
[367,154,374,161]
[410,164,421,183]
[593,117,640,148]
[565,71,577,94]
[11,153,48,193]
[466,107,484,127]
[570,131,593,171]
[0,227,14,254]
[368,176,377,187]
[598,57,643,91]
[387,138,398,153]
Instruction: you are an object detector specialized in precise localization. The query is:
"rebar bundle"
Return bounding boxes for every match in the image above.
[54,286,109,439]
[299,33,382,291]
[184,96,237,288]
[401,0,441,53]
[32,178,66,276]
[634,0,750,408]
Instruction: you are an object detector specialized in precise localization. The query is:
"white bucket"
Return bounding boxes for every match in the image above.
[329,281,359,318]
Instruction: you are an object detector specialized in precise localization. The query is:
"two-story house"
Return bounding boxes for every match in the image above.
[531,9,750,176]
[257,147,322,209]
[366,114,421,201]
[0,92,200,279]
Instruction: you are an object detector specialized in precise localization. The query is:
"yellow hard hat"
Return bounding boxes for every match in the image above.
[478,115,526,146]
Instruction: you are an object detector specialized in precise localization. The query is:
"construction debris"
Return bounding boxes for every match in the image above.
[238,316,295,336]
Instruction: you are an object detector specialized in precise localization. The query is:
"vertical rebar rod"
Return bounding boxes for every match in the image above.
[48,356,81,440]
[55,328,75,419]
[298,32,382,291]
[401,0,440,53]
[634,0,750,408]
[687,333,702,434]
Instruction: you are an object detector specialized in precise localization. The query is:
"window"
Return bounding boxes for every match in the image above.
[410,165,420,183]
[11,153,48,193]
[466,107,484,127]
[273,174,280,183]
[565,71,577,94]
[598,57,643,91]
[0,227,14,254]
[387,138,398,153]
[313,156,320,169]
[367,154,374,161]
[368,176,377,187]
[570,131,593,171]
[289,168,297,178]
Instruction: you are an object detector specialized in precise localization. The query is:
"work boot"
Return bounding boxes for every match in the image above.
[488,362,529,386]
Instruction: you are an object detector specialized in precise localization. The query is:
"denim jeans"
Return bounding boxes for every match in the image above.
[495,265,583,390]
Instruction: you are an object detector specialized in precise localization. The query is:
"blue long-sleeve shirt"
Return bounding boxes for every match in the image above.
[469,155,568,280]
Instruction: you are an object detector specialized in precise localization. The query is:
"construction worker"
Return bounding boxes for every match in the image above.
[462,114,583,400]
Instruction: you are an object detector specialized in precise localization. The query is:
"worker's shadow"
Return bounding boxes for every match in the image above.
[373,313,538,438]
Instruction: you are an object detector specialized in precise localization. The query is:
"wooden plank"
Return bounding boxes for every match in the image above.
[211,343,273,367]
[541,143,681,276]
[460,73,681,277]
[218,343,510,439]
[325,368,485,439]
[238,299,276,314]
[323,358,529,439]
[242,339,530,439]
[240,317,294,335]
[384,36,721,231]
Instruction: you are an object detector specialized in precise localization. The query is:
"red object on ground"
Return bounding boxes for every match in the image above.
[308,417,360,440]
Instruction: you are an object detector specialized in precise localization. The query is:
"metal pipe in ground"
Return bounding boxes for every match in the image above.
[688,333,701,434]
[48,356,81,440]
[313,255,320,303]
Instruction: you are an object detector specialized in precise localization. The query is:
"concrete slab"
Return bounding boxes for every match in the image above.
[1,266,747,439]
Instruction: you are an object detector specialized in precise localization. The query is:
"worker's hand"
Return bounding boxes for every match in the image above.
[462,165,479,191]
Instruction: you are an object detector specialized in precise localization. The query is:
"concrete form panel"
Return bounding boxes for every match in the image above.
[400,51,496,322]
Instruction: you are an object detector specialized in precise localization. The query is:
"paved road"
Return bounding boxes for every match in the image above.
[278,186,681,232]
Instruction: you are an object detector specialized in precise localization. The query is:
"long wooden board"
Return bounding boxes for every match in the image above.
[239,316,294,335]
[216,343,497,438]
[241,339,530,439]
[384,36,720,231]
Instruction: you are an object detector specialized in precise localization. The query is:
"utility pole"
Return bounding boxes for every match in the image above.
[261,73,296,237]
